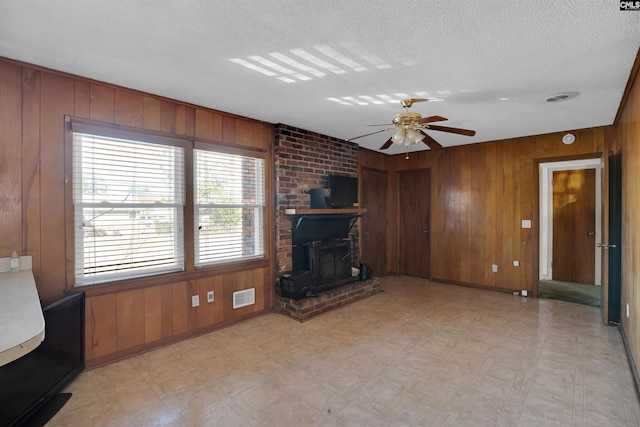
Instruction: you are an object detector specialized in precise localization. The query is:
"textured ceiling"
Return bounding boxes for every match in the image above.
[1,0,639,155]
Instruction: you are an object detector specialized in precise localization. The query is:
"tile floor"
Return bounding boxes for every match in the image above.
[48,276,640,426]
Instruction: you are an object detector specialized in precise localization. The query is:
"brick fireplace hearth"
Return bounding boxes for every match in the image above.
[275,277,380,322]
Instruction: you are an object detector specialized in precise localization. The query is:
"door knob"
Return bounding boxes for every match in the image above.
[596,243,617,249]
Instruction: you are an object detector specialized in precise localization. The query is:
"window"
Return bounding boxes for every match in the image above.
[194,149,265,266]
[72,132,185,285]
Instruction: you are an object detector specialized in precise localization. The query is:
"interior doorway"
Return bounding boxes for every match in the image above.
[538,158,603,306]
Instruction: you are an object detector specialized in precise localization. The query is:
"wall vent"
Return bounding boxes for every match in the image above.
[233,288,255,309]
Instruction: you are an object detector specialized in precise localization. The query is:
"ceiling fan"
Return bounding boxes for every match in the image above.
[348,98,476,151]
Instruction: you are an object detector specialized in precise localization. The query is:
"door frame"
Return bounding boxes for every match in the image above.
[397,168,431,279]
[606,151,622,324]
[539,158,603,285]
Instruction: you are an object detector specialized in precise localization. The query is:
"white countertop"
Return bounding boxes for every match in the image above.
[0,270,45,367]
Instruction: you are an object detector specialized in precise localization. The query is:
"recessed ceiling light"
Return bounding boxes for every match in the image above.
[545,91,579,103]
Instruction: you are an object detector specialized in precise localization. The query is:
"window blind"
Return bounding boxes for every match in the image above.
[194,149,265,266]
[72,132,185,284]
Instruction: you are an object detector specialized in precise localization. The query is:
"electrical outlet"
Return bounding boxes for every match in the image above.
[513,260,519,267]
[521,290,528,297]
[492,264,498,273]
[207,291,214,303]
[191,295,200,307]
[627,303,630,318]
[521,220,532,228]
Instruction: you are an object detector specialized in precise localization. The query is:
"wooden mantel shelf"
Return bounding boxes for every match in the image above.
[284,208,367,215]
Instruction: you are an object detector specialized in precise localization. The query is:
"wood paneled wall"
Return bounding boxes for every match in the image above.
[85,267,270,364]
[359,128,606,293]
[618,55,640,378]
[0,58,275,366]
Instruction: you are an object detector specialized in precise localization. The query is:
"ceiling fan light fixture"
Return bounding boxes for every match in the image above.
[391,129,405,145]
[348,98,475,152]
[406,128,425,145]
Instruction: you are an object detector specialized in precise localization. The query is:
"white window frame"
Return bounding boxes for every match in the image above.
[194,148,265,267]
[72,130,185,285]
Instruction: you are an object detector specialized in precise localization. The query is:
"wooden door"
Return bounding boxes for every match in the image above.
[552,169,596,284]
[398,169,430,278]
[360,169,387,276]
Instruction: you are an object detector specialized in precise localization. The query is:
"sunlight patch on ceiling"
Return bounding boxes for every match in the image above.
[268,52,326,78]
[290,49,346,74]
[228,58,277,77]
[327,92,446,106]
[229,43,393,83]
[248,55,311,81]
[315,45,367,72]
[342,96,368,105]
[358,96,384,105]
[339,42,392,70]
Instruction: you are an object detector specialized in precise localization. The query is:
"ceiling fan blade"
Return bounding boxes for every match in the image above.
[380,138,393,150]
[347,128,394,141]
[425,124,476,137]
[417,115,448,124]
[417,129,443,149]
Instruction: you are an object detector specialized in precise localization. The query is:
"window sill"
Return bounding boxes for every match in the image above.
[73,258,271,298]
[284,208,366,215]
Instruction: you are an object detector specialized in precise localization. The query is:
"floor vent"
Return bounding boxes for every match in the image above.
[233,288,255,309]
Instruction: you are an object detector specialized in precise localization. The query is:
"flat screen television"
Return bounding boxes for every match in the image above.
[328,175,358,208]
[0,292,85,427]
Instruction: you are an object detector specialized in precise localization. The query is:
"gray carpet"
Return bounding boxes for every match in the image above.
[539,280,601,307]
